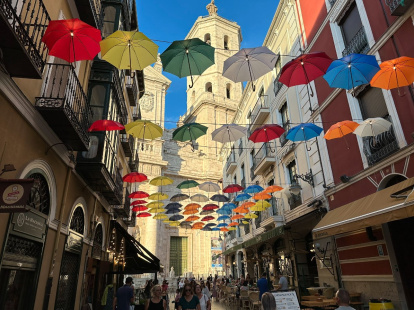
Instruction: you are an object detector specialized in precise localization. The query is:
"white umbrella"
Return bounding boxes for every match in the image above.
[191,193,209,202]
[198,181,221,193]
[353,117,392,137]
[211,124,247,144]
[223,46,278,91]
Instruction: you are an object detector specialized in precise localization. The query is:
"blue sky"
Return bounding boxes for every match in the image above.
[137,0,280,129]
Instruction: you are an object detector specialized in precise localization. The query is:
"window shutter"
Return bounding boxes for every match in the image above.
[359,87,388,119]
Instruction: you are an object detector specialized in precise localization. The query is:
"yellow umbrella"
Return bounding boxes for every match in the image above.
[150,176,174,186]
[153,214,168,220]
[242,220,250,225]
[148,193,168,201]
[148,208,165,213]
[227,227,237,231]
[251,205,267,212]
[244,213,258,219]
[254,200,271,209]
[147,201,164,208]
[169,221,181,227]
[100,30,158,70]
[125,120,163,141]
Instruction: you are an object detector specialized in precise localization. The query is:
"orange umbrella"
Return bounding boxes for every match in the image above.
[241,201,255,208]
[264,185,283,193]
[192,222,204,227]
[370,56,414,94]
[185,203,201,210]
[183,209,198,215]
[253,192,271,200]
[231,214,244,220]
[220,227,229,232]
[233,207,249,214]
[324,120,359,140]
[228,222,239,227]
[186,215,200,221]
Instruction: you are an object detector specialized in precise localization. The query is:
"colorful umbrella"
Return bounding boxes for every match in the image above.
[241,220,250,225]
[191,194,209,202]
[169,221,181,227]
[148,208,165,213]
[223,184,244,193]
[222,203,237,210]
[198,181,221,193]
[286,123,323,150]
[244,213,258,219]
[177,180,199,189]
[131,200,147,206]
[160,38,215,88]
[370,56,414,95]
[251,200,271,211]
[153,214,168,220]
[169,214,184,221]
[172,123,208,150]
[353,118,392,137]
[200,210,215,215]
[323,53,380,91]
[210,194,229,202]
[100,31,158,71]
[88,120,124,132]
[220,227,230,232]
[241,201,256,208]
[165,203,183,209]
[211,124,248,144]
[42,18,101,63]
[233,207,249,214]
[147,201,164,209]
[235,193,251,201]
[186,215,200,222]
[203,204,219,210]
[192,222,204,227]
[217,223,228,228]
[149,176,174,186]
[148,193,169,201]
[132,205,148,212]
[223,46,278,91]
[245,185,264,194]
[136,212,151,218]
[216,208,232,215]
[170,194,189,202]
[324,120,360,149]
[123,172,147,183]
[264,185,283,193]
[166,208,181,214]
[202,226,212,231]
[217,215,230,221]
[231,214,245,220]
[228,222,239,227]
[205,223,217,227]
[201,216,215,221]
[211,227,221,231]
[253,192,272,200]
[125,120,163,149]
[227,227,236,231]
[183,209,198,215]
[129,191,149,199]
[185,203,201,211]
[248,124,285,143]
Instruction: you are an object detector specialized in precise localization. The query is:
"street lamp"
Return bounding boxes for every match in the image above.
[289,169,314,194]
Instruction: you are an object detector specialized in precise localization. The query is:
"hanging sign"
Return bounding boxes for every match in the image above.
[0,179,34,213]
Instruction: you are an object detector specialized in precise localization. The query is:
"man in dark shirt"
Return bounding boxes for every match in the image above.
[256,272,268,300]
[113,277,134,310]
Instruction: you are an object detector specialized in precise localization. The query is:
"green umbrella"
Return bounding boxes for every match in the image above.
[177,180,199,189]
[160,38,215,88]
[173,123,208,142]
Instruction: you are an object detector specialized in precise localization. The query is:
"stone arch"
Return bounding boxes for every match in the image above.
[96,214,106,248]
[67,197,88,238]
[224,35,229,50]
[204,33,211,45]
[205,82,212,93]
[226,83,231,99]
[377,173,408,191]
[19,159,57,227]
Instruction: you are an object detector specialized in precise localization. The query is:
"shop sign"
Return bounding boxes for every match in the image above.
[65,232,83,254]
[0,179,34,213]
[11,210,47,241]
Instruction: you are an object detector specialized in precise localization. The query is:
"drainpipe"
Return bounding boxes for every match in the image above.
[43,166,72,310]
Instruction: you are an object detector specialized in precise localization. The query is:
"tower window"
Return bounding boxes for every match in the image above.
[224,35,229,50]
[204,33,211,45]
[226,84,231,99]
[206,82,212,93]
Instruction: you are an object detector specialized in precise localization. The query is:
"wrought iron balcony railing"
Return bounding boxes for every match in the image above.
[73,0,102,29]
[363,117,399,166]
[114,169,124,204]
[280,122,290,147]
[114,69,128,125]
[35,63,92,150]
[125,74,138,106]
[253,143,273,170]
[249,96,269,124]
[225,152,236,172]
[0,0,50,78]
[120,134,134,157]
[342,27,369,56]
[385,0,414,16]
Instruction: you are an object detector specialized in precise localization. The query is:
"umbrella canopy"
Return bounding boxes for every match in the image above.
[248,124,285,143]
[286,123,323,142]
[370,56,414,91]
[241,220,250,225]
[202,226,212,231]
[222,203,237,210]
[253,192,272,200]
[244,213,258,219]
[180,222,192,227]
[149,176,174,186]
[148,208,165,213]
[166,208,181,214]
[233,207,249,214]
[136,212,151,218]
[353,118,392,137]
[185,203,201,211]
[132,205,148,212]
[217,223,228,228]
[201,216,215,221]
[183,209,198,215]
[241,201,256,208]
[203,204,219,210]
[200,210,215,215]
[323,54,380,90]
[100,31,158,70]
[186,215,200,222]
[169,214,184,221]
[148,193,169,201]
[223,46,278,91]
[198,181,221,193]
[173,123,208,142]
[205,223,217,227]
[235,193,251,202]
[245,185,264,194]
[217,215,230,221]
[177,180,199,189]
[211,124,248,143]
[169,222,181,227]
[252,200,271,210]
[210,194,229,202]
[264,185,283,193]
[129,191,149,198]
[147,201,164,209]
[227,227,236,231]
[131,200,147,206]
[88,120,124,132]
[223,184,244,193]
[216,208,232,215]
[324,120,360,140]
[231,214,245,220]
[123,172,148,183]
[228,222,239,227]
[42,18,101,63]
[192,222,204,227]
[211,227,221,231]
[160,38,215,88]
[220,227,230,232]
[165,203,183,209]
[170,194,189,202]
[153,214,168,220]
[125,120,163,144]
[191,194,209,202]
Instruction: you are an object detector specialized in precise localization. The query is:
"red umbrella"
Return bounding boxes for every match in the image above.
[129,191,149,198]
[42,18,102,63]
[123,172,147,183]
[248,124,285,143]
[136,212,151,218]
[131,200,147,206]
[203,204,219,211]
[201,216,215,221]
[223,184,244,193]
[132,206,148,212]
[88,120,124,132]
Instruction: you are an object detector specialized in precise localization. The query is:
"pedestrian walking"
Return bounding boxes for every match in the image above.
[200,281,210,299]
[113,277,134,310]
[334,289,356,310]
[257,272,268,300]
[177,284,200,310]
[145,285,167,310]
[195,284,211,310]
[173,289,182,310]
[261,292,277,310]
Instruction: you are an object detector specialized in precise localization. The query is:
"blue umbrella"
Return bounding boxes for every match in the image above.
[166,208,181,214]
[286,123,323,151]
[217,223,228,228]
[323,53,380,90]
[235,193,251,201]
[216,208,232,215]
[165,202,182,209]
[212,227,221,231]
[217,215,230,221]
[169,214,184,221]
[222,203,237,210]
[245,185,264,194]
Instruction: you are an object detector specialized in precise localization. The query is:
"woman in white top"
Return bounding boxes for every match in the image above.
[200,281,210,299]
[179,279,185,290]
[195,284,211,310]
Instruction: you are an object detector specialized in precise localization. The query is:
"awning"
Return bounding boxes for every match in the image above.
[313,178,414,239]
[113,221,160,274]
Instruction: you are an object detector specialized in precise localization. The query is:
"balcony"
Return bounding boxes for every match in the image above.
[73,0,102,29]
[124,212,137,227]
[121,133,134,157]
[385,0,414,16]
[288,193,302,209]
[252,143,275,175]
[0,0,50,78]
[249,96,269,132]
[363,117,399,166]
[342,27,369,56]
[76,133,123,205]
[125,74,138,106]
[280,123,290,147]
[225,152,237,174]
[35,63,92,151]
[273,74,283,97]
[132,106,141,121]
[114,189,131,218]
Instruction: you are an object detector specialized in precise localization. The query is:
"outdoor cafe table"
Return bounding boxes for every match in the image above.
[301,298,337,308]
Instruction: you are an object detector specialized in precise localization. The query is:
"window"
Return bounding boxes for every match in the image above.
[226,84,231,99]
[204,33,211,45]
[287,160,297,184]
[250,150,255,180]
[233,175,237,184]
[89,85,107,122]
[224,35,229,50]
[275,56,282,76]
[206,82,212,93]
[358,87,388,119]
[102,6,118,37]
[240,164,245,181]
[339,3,362,46]
[279,102,290,146]
[287,160,302,208]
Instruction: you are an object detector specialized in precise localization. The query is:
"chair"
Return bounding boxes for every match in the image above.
[248,291,261,310]
[240,289,250,310]
[225,286,236,306]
